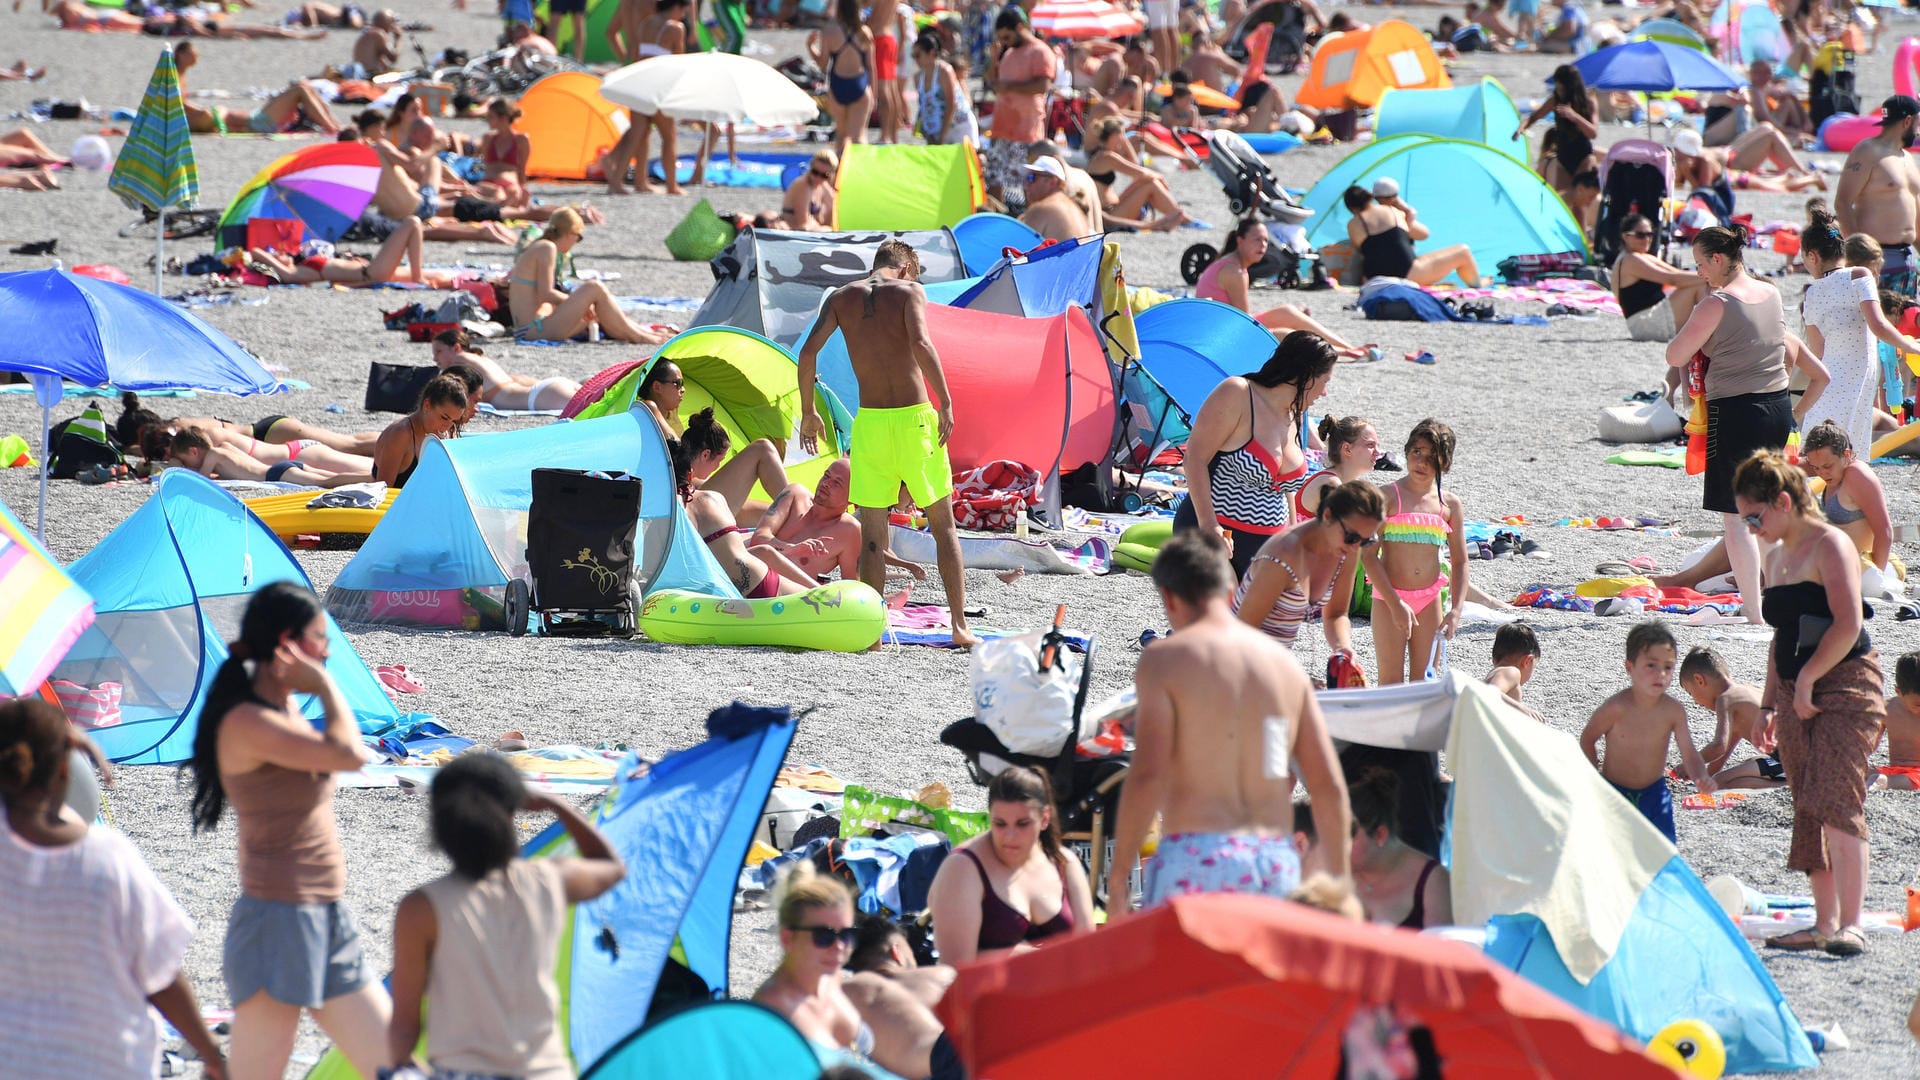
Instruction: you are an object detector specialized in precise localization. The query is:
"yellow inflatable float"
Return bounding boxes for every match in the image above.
[245,488,397,540]
[639,579,886,651]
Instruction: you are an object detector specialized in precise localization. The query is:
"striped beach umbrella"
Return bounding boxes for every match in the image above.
[216,141,380,249]
[0,496,94,698]
[1028,0,1144,40]
[108,46,198,293]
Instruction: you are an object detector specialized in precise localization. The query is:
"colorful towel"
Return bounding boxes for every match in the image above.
[1606,446,1687,468]
[1438,278,1623,316]
[950,460,1041,530]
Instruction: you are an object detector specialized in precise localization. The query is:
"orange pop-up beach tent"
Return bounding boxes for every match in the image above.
[1297,19,1451,110]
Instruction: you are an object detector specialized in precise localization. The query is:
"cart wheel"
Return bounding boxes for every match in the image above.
[505,579,530,637]
[1229,195,1249,218]
[1180,243,1218,286]
[1121,492,1144,513]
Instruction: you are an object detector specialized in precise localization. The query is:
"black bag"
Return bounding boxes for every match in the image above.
[48,414,124,479]
[526,468,641,613]
[1810,65,1858,128]
[364,362,438,413]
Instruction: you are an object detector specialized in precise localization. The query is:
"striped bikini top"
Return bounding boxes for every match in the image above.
[1232,549,1346,644]
[1207,385,1309,536]
[1382,512,1448,546]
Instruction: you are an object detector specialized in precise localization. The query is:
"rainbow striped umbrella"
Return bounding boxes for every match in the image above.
[1028,0,1143,40]
[0,495,94,698]
[217,141,380,249]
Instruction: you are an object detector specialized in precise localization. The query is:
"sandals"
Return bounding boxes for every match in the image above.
[1824,926,1867,956]
[1763,928,1828,951]
[77,463,131,485]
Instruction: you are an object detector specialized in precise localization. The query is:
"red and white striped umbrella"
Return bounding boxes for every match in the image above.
[1028,0,1145,40]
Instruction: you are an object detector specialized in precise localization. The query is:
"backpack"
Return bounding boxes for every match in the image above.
[1809,46,1859,127]
[49,404,123,479]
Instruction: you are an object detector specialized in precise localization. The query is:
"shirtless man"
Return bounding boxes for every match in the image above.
[1017,157,1091,242]
[867,0,906,143]
[842,918,964,1080]
[350,9,399,76]
[797,241,975,647]
[1837,95,1920,298]
[1105,531,1352,919]
[1179,35,1241,94]
[748,459,926,581]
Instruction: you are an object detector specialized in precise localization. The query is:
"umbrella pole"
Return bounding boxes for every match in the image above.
[36,404,49,541]
[155,208,165,295]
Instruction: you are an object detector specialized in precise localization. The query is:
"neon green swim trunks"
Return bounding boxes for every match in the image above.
[849,402,953,510]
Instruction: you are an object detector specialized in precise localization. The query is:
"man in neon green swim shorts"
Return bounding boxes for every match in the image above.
[797,240,976,647]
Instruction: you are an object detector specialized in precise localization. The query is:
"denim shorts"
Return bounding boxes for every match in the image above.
[224,895,373,1008]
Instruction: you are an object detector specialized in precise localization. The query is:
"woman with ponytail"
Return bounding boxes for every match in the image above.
[186,581,390,1079]
[386,754,624,1080]
[0,699,227,1079]
[1799,200,1920,455]
[505,207,675,344]
[670,408,817,598]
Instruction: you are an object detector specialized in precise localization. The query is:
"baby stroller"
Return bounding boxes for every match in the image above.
[938,611,1130,901]
[505,468,642,637]
[1180,129,1321,287]
[1593,139,1674,268]
[1225,0,1309,73]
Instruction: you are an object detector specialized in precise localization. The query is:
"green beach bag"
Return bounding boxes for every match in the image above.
[664,199,736,262]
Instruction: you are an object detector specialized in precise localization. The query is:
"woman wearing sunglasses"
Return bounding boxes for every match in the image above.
[1232,479,1382,666]
[755,864,870,1051]
[927,765,1094,965]
[1612,212,1709,347]
[781,150,840,232]
[1732,449,1884,958]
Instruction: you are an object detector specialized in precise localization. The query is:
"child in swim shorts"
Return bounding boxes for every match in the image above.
[1874,651,1920,789]
[1579,621,1715,843]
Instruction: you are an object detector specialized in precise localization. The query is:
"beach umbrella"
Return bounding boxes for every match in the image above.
[108,46,199,295]
[935,893,1686,1079]
[1573,39,1742,93]
[1029,0,1144,40]
[0,495,94,699]
[599,53,819,125]
[0,267,285,538]
[216,141,380,250]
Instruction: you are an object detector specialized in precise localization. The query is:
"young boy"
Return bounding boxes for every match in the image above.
[1679,645,1786,791]
[1486,623,1541,719]
[1579,622,1715,843]
[1874,651,1920,789]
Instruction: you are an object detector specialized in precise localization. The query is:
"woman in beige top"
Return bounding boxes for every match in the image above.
[387,754,625,1080]
[187,582,390,1079]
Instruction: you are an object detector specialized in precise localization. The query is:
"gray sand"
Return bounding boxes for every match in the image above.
[6,4,1920,1074]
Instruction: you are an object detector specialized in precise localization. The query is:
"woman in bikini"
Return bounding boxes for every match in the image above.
[811,0,873,158]
[1295,415,1379,519]
[1080,117,1188,232]
[1361,418,1468,685]
[429,330,580,414]
[371,375,466,489]
[1343,183,1484,288]
[506,208,674,345]
[473,98,530,205]
[246,218,424,287]
[780,150,839,231]
[753,864,869,1056]
[167,428,372,488]
[673,409,813,598]
[116,393,381,461]
[1232,479,1382,666]
[637,360,791,514]
[1173,330,1337,579]
[1800,420,1901,593]
[926,765,1094,965]
[1347,768,1452,929]
[1197,222,1370,357]
[602,0,690,196]
[138,411,374,478]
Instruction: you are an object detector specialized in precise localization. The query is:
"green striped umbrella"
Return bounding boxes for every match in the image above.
[108,46,198,292]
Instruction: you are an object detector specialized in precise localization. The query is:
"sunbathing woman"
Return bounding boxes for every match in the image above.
[637,359,791,514]
[1196,221,1371,358]
[117,392,380,460]
[0,127,65,168]
[183,80,343,135]
[1343,183,1485,288]
[1232,479,1381,661]
[1803,421,1902,593]
[371,374,466,489]
[168,428,372,487]
[672,410,814,598]
[1360,419,1469,684]
[473,98,530,206]
[507,208,675,345]
[138,413,374,477]
[246,218,424,285]
[429,329,581,413]
[1081,118,1189,232]
[1613,212,1709,345]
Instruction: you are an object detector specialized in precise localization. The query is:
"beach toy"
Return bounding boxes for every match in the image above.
[1897,36,1920,98]
[639,579,886,651]
[1112,542,1158,573]
[1118,519,1173,550]
[69,135,111,171]
[1648,1019,1726,1079]
[244,487,398,540]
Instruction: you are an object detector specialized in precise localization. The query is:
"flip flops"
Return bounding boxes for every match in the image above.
[1764,928,1827,951]
[1404,350,1437,365]
[375,664,426,694]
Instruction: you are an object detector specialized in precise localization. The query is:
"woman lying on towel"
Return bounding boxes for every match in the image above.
[246,218,425,286]
[673,409,814,599]
[118,392,381,461]
[166,427,373,487]
[135,405,374,476]
[431,328,580,413]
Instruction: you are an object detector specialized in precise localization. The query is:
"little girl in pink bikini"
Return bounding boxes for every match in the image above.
[1361,419,1469,684]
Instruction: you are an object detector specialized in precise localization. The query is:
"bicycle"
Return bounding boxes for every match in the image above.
[116,206,220,240]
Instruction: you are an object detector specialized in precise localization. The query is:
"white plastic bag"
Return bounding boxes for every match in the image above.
[970,631,1084,756]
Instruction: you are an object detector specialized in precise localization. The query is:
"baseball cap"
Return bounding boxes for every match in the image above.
[1022,157,1066,182]
[1371,177,1400,198]
[1880,95,1920,125]
[1671,128,1703,158]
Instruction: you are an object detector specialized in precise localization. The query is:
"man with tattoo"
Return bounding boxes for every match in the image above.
[797,241,976,647]
[1836,95,1920,297]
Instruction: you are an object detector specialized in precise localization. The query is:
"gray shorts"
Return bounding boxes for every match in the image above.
[224,895,373,1008]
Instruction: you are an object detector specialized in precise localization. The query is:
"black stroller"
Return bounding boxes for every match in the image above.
[1179,129,1323,288]
[1224,0,1310,74]
[505,468,642,637]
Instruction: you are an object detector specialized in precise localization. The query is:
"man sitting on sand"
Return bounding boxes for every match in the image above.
[429,329,581,412]
[346,8,400,77]
[748,459,925,582]
[1018,158,1090,242]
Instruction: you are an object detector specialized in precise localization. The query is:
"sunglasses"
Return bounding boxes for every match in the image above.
[810,169,834,180]
[1740,511,1766,532]
[658,377,684,388]
[1339,526,1376,547]
[792,925,858,948]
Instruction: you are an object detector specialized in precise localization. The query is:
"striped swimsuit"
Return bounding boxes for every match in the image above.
[1207,390,1309,536]
[1232,549,1347,643]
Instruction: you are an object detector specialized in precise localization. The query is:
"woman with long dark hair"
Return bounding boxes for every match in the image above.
[372,373,469,489]
[672,409,816,597]
[1517,64,1597,194]
[1172,330,1338,578]
[186,582,388,1079]
[1195,219,1369,355]
[926,765,1094,964]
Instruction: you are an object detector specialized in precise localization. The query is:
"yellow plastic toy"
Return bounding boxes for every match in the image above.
[244,488,398,540]
[1647,1019,1726,1079]
[639,579,886,651]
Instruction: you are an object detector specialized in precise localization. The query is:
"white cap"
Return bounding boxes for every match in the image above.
[1671,128,1704,157]
[1371,176,1400,198]
[1021,157,1066,182]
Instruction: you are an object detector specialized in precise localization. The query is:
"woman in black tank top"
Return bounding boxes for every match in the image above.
[1612,212,1709,340]
[1342,185,1485,288]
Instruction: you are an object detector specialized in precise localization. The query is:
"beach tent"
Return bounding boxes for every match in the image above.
[1375,79,1527,161]
[1295,20,1449,110]
[952,212,1045,275]
[1711,0,1789,64]
[950,233,1106,318]
[325,409,737,629]
[832,143,985,230]
[1316,675,1817,1075]
[541,0,619,63]
[811,305,1117,482]
[687,227,967,350]
[569,327,857,490]
[1300,134,1589,279]
[52,470,396,765]
[520,72,629,181]
[1129,298,1275,449]
[0,494,93,699]
[584,1003,853,1079]
[310,704,798,1079]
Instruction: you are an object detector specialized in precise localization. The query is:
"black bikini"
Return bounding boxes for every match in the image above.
[1617,277,1666,319]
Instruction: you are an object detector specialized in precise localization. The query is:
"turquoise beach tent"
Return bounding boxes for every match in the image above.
[1301,134,1590,280]
[53,470,396,764]
[584,1003,906,1079]
[325,409,737,628]
[1375,79,1527,161]
[1131,298,1276,448]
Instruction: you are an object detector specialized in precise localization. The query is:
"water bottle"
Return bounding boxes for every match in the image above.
[586,316,601,343]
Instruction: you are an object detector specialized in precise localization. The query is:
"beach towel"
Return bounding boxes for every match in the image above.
[1605,446,1687,468]
[949,460,1041,530]
[1358,281,1550,325]
[888,525,1109,574]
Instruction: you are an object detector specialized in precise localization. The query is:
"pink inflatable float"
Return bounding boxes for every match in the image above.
[1820,112,1880,152]
[1897,36,1920,97]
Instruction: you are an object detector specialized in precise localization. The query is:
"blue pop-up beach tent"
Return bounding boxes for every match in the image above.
[1375,78,1527,161]
[1131,298,1277,448]
[53,470,396,764]
[326,409,737,628]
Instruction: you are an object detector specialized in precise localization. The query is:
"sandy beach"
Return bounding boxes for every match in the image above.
[5,2,1920,1073]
